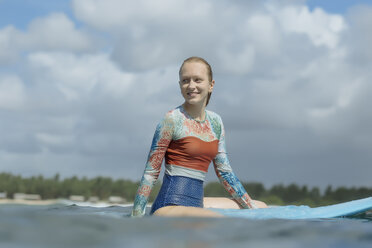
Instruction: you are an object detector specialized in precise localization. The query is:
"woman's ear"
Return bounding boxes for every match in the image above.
[209,80,215,92]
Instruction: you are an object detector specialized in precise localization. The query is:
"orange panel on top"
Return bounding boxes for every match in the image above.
[165,136,219,173]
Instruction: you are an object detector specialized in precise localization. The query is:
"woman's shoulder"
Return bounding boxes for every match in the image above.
[206,109,223,123]
[164,106,182,117]
[206,109,224,138]
[160,106,183,123]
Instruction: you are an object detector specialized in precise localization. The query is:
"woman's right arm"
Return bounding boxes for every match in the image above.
[131,112,174,217]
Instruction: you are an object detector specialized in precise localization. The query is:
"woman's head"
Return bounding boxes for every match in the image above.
[179,57,214,107]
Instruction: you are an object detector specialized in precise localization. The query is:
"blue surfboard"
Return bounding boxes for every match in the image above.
[209,197,372,219]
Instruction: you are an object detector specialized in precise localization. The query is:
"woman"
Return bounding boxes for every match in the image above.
[131,56,267,217]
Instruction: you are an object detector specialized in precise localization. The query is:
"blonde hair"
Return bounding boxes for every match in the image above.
[179,56,213,106]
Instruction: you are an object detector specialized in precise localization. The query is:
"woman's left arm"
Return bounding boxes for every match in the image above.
[212,116,258,209]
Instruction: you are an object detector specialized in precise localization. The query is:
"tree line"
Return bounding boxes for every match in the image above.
[1,172,371,206]
[204,182,372,207]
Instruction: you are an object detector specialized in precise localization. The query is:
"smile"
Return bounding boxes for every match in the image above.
[187,92,199,96]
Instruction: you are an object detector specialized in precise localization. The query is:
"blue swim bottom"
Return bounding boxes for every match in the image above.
[150,174,204,215]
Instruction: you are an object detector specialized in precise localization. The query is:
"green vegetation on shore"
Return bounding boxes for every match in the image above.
[204,182,372,207]
[1,172,371,206]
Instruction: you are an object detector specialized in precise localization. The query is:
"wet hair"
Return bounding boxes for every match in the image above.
[179,56,213,106]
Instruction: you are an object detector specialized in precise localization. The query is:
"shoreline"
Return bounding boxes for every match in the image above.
[0,199,61,205]
[0,198,136,207]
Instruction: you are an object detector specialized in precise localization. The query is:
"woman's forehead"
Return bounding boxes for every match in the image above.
[179,62,208,77]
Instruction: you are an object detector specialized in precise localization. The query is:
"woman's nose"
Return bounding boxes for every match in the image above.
[187,80,196,89]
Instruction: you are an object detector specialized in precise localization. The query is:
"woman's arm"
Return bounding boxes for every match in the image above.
[131,113,174,217]
[212,116,257,209]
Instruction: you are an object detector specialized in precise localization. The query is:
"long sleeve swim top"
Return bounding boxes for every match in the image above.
[131,105,257,217]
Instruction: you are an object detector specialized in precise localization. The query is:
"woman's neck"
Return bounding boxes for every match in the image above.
[182,102,206,122]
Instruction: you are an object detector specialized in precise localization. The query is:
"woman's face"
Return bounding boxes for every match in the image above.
[179,62,214,107]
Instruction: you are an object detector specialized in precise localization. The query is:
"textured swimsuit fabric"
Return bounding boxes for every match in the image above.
[132,105,254,216]
[150,174,204,214]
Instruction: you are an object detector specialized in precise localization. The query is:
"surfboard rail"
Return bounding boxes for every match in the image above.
[208,197,372,219]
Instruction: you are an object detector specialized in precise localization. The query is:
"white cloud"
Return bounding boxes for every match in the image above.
[0,13,95,64]
[26,13,94,51]
[73,0,253,72]
[272,5,345,48]
[72,0,213,30]
[243,14,281,56]
[217,45,256,75]
[27,52,134,100]
[71,0,347,76]
[345,5,372,64]
[0,26,22,63]
[0,75,25,109]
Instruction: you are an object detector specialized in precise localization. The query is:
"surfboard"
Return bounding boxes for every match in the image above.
[208,197,372,219]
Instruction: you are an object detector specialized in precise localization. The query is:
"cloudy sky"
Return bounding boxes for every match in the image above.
[1,0,372,189]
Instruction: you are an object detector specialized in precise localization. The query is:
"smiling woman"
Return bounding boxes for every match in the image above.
[131,57,267,217]
[179,56,214,108]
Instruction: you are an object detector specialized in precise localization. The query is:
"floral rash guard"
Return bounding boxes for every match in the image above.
[131,105,257,216]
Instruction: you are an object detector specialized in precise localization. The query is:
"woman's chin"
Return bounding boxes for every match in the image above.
[184,100,202,106]
[182,96,209,107]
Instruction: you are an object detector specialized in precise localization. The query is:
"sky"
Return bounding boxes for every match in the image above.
[1,0,372,189]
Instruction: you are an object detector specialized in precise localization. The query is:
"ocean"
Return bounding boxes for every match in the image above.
[0,203,371,248]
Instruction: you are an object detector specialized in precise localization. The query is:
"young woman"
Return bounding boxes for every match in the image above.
[131,57,267,217]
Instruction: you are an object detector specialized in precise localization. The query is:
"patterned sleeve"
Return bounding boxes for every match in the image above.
[212,116,257,209]
[131,112,174,217]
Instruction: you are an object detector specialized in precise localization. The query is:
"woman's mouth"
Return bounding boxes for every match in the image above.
[187,92,198,97]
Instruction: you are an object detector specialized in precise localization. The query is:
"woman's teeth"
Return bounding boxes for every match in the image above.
[188,92,198,96]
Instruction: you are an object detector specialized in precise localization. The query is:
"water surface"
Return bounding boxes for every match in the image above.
[0,204,371,248]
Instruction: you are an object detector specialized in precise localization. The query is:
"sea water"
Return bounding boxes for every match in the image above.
[0,203,371,248]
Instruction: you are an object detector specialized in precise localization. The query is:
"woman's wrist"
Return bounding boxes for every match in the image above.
[248,199,258,209]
